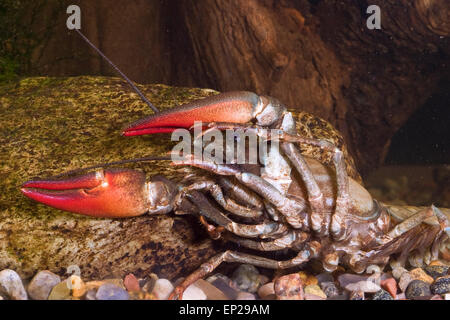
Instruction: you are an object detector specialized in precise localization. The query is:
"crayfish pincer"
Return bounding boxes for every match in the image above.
[22,91,450,300]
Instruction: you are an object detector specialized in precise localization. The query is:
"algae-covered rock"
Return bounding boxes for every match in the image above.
[0,76,361,281]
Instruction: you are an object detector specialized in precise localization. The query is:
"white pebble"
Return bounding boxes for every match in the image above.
[392,267,408,280]
[182,284,207,300]
[27,270,61,300]
[345,280,380,293]
[0,269,28,300]
[152,279,174,300]
[445,294,450,301]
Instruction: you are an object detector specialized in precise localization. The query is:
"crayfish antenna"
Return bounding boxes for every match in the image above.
[74,28,159,113]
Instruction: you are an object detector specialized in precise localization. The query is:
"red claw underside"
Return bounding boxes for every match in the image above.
[21,169,148,218]
[22,93,259,217]
[122,91,258,136]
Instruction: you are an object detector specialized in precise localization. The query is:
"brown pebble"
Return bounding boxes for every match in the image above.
[194,279,228,300]
[124,274,140,292]
[257,282,275,299]
[210,278,238,300]
[304,293,326,300]
[274,273,304,300]
[48,281,71,300]
[381,278,397,298]
[86,279,124,291]
[298,271,318,286]
[304,284,327,299]
[409,268,434,284]
[429,260,446,266]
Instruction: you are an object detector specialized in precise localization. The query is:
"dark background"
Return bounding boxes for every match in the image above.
[1,0,449,176]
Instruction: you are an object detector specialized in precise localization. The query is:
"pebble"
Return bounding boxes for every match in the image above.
[430,295,443,300]
[380,278,397,298]
[405,280,431,299]
[193,279,227,300]
[395,293,406,300]
[398,272,414,292]
[298,271,318,286]
[274,273,304,300]
[372,289,394,300]
[304,293,326,300]
[142,273,158,293]
[392,266,408,280]
[152,279,174,300]
[320,281,339,298]
[258,275,270,286]
[304,284,327,299]
[316,272,334,284]
[86,278,124,291]
[0,269,28,300]
[67,275,86,298]
[257,282,275,299]
[210,277,238,300]
[409,268,434,284]
[236,292,256,300]
[231,264,261,293]
[182,284,207,300]
[48,281,71,300]
[425,265,449,279]
[380,272,394,281]
[124,274,140,292]
[96,283,130,300]
[430,275,450,294]
[349,290,364,300]
[429,260,446,266]
[345,280,380,293]
[27,270,61,300]
[85,289,97,300]
[445,293,450,300]
[338,273,372,288]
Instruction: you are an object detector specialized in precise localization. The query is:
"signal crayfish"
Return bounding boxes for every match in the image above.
[20,31,450,300]
[21,90,450,299]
